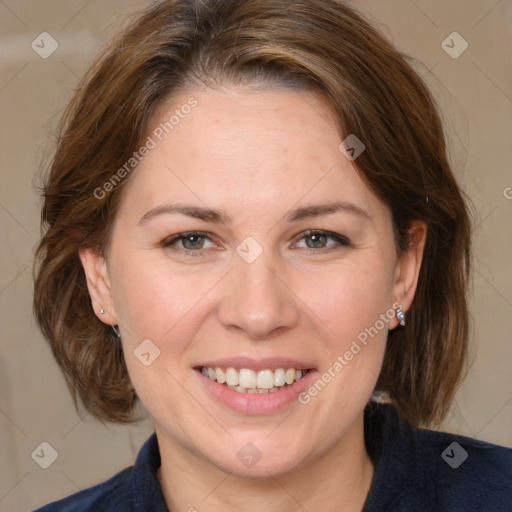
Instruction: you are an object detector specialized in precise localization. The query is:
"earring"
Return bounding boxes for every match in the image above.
[111,325,121,338]
[396,306,406,327]
[99,309,105,315]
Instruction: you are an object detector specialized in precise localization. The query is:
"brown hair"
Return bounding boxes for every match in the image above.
[33,0,471,427]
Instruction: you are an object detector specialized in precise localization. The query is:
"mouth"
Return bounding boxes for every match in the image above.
[194,365,313,394]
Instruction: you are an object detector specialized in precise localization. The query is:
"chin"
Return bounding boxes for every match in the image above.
[216,454,305,479]
[203,438,310,479]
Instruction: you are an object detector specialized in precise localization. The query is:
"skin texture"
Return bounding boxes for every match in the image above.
[80,86,426,512]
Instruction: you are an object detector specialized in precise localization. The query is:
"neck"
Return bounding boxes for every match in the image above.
[155,413,375,512]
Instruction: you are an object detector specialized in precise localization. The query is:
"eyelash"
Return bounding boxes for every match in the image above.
[161,229,351,256]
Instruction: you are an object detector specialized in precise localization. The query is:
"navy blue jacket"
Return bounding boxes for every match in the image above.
[33,402,512,511]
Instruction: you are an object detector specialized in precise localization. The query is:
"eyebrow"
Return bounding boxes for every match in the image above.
[138,200,370,225]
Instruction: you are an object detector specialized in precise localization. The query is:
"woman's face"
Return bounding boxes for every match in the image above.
[82,86,424,477]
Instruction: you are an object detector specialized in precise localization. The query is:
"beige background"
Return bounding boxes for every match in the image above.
[0,1,511,510]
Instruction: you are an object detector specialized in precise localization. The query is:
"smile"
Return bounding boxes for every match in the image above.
[198,366,312,394]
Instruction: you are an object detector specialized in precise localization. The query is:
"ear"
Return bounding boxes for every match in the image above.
[390,220,427,329]
[78,247,118,325]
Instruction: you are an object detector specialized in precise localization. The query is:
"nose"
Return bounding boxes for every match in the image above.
[217,254,300,340]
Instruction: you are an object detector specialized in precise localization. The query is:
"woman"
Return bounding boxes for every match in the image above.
[32,0,512,510]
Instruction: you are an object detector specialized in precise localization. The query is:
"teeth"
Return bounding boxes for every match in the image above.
[285,368,295,385]
[200,366,309,392]
[274,368,285,386]
[256,369,274,389]
[215,368,226,384]
[239,369,256,388]
[225,367,239,386]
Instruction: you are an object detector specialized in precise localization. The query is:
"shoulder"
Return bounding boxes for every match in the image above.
[32,467,133,511]
[32,433,166,512]
[364,402,512,511]
[415,426,512,507]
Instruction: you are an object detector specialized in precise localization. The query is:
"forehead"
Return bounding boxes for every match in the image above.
[117,86,384,224]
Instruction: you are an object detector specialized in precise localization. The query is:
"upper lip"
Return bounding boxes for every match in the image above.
[195,357,315,371]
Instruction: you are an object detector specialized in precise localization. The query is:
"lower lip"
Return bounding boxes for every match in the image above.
[194,368,318,415]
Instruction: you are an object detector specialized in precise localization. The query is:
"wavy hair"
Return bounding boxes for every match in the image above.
[33,0,472,426]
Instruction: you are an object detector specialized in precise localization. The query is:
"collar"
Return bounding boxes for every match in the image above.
[128,401,413,512]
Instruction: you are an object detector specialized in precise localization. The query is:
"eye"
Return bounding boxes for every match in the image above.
[162,231,215,253]
[161,229,350,256]
[293,230,350,251]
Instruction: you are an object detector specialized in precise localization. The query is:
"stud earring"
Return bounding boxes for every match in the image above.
[99,309,105,315]
[396,306,406,327]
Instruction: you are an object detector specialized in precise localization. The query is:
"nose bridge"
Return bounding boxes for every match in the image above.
[217,247,299,339]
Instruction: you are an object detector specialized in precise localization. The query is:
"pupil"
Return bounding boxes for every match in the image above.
[307,234,326,248]
[184,235,202,249]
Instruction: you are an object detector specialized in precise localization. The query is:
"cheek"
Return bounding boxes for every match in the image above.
[111,261,201,407]
[302,264,392,408]
[110,253,205,339]
[300,255,395,344]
